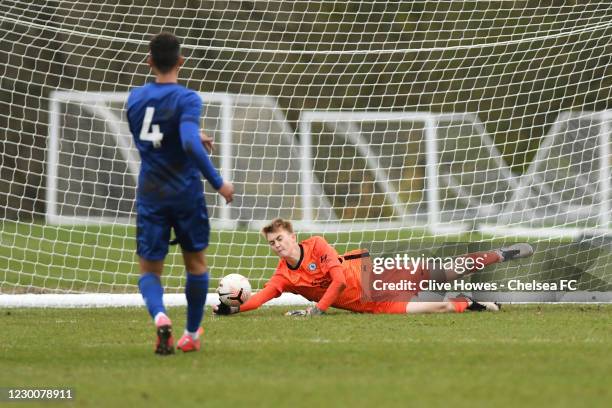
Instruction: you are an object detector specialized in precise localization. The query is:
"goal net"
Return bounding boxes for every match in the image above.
[1,1,611,305]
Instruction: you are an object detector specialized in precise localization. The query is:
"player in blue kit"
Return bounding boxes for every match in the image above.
[127,32,234,355]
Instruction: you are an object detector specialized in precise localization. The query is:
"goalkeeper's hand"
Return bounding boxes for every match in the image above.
[285,306,325,317]
[212,303,239,315]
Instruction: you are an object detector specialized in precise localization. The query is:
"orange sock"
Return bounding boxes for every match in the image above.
[450,297,469,313]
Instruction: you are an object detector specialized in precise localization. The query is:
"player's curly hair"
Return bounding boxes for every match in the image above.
[149,32,181,74]
[261,218,294,235]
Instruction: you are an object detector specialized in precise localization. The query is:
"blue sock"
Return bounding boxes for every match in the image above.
[185,271,209,333]
[138,273,166,320]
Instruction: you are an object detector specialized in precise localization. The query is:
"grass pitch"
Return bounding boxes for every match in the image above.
[2,305,610,407]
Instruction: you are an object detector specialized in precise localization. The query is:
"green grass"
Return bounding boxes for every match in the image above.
[2,305,611,407]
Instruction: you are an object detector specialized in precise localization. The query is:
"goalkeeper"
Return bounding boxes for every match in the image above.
[215,218,533,316]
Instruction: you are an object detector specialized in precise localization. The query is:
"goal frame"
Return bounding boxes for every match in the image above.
[299,110,612,238]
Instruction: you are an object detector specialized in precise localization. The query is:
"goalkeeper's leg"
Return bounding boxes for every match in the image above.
[406,297,500,314]
[430,243,534,282]
[369,296,499,314]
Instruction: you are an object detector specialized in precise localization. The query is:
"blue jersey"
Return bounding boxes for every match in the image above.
[127,82,223,205]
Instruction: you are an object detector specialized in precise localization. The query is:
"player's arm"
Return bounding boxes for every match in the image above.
[214,274,287,315]
[314,237,347,313]
[239,284,282,312]
[179,92,233,202]
[314,263,346,313]
[200,131,214,153]
[286,265,345,317]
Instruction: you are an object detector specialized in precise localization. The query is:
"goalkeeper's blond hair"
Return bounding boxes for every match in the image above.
[261,218,294,235]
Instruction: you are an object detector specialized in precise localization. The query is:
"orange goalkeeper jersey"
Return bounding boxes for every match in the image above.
[240,236,377,313]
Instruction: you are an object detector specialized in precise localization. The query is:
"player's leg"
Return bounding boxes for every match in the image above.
[138,258,165,321]
[430,243,534,282]
[136,203,174,355]
[406,301,456,313]
[176,249,208,351]
[368,298,497,314]
[370,299,458,314]
[406,297,500,314]
[173,198,210,352]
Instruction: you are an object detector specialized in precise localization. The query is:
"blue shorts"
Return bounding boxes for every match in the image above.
[136,198,210,261]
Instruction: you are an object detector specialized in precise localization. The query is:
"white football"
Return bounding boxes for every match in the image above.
[216,273,252,307]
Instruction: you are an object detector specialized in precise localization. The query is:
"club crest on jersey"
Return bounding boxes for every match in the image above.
[308,262,317,271]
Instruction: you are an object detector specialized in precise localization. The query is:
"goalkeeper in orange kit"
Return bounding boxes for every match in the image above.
[214,218,533,316]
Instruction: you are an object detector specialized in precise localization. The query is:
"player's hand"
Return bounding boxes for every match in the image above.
[285,306,325,317]
[308,306,325,316]
[200,131,214,153]
[212,302,239,315]
[218,181,234,204]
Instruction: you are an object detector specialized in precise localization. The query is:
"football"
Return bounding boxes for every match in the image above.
[216,273,252,307]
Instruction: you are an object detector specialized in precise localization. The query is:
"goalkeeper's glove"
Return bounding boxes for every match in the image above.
[285,305,325,317]
[212,303,239,315]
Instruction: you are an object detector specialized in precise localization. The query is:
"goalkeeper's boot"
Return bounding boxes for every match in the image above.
[468,300,501,312]
[496,243,534,262]
[177,327,204,352]
[465,296,501,312]
[154,315,175,355]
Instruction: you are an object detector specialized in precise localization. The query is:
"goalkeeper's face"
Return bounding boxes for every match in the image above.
[265,229,299,260]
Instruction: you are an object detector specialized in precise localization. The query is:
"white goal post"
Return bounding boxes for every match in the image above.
[46,91,612,238]
[299,109,612,238]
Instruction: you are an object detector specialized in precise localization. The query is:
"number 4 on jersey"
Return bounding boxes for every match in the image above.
[139,107,164,148]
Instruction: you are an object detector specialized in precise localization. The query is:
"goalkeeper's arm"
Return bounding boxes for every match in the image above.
[241,267,346,315]
[240,285,282,312]
[314,265,346,312]
[286,266,346,317]
[214,284,282,315]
